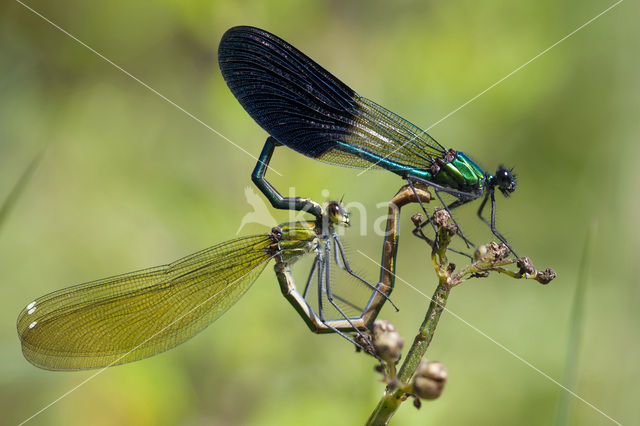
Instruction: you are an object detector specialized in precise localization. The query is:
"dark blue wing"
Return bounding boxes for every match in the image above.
[218,26,445,170]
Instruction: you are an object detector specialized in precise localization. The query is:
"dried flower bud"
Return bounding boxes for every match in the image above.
[517,257,535,275]
[371,320,404,363]
[432,209,450,227]
[354,332,374,354]
[475,242,509,261]
[493,243,511,261]
[537,268,556,284]
[444,223,458,236]
[411,213,424,227]
[413,360,448,400]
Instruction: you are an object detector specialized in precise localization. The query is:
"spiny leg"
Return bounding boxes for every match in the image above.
[407,176,475,248]
[321,320,378,359]
[412,197,475,259]
[274,241,374,357]
[331,231,399,312]
[332,236,345,270]
[408,174,517,257]
[433,188,475,249]
[415,198,472,230]
[312,250,374,356]
[477,190,519,258]
[330,238,373,309]
[412,227,474,260]
[406,178,438,236]
[406,175,479,255]
[302,255,319,299]
[316,245,326,325]
[331,293,365,313]
[252,136,323,219]
[320,236,375,352]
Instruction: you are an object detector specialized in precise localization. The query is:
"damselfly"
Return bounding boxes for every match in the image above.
[17,192,432,371]
[218,26,518,256]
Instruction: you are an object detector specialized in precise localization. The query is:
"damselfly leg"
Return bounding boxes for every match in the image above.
[477,189,519,258]
[331,231,398,312]
[406,176,477,249]
[406,175,518,258]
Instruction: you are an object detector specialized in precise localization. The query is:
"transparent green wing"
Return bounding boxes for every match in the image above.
[17,236,272,370]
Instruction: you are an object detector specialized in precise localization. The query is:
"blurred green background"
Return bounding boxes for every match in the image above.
[1,0,637,425]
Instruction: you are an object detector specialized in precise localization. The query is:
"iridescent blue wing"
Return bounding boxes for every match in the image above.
[218,26,445,171]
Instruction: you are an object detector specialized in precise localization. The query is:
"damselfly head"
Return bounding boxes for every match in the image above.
[326,201,350,227]
[494,167,517,196]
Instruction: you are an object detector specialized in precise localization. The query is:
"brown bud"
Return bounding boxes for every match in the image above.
[475,242,509,261]
[517,257,535,275]
[371,320,404,363]
[494,243,511,261]
[444,223,458,236]
[411,213,424,227]
[433,209,450,227]
[413,360,448,400]
[537,268,556,284]
[354,332,373,354]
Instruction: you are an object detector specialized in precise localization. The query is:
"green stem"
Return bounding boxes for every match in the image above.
[366,275,451,425]
[366,209,555,424]
[398,280,450,382]
[366,392,403,426]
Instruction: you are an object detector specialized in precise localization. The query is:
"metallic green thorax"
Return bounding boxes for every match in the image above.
[434,152,486,193]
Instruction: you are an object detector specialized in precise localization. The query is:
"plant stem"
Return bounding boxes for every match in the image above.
[366,202,555,425]
[366,247,451,425]
[366,391,403,426]
[397,280,450,383]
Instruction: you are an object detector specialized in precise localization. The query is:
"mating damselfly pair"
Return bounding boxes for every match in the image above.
[18,26,523,370]
[17,188,429,370]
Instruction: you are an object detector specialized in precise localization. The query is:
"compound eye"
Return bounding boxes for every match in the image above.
[498,170,509,185]
[496,168,516,192]
[327,202,339,216]
[327,201,350,226]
